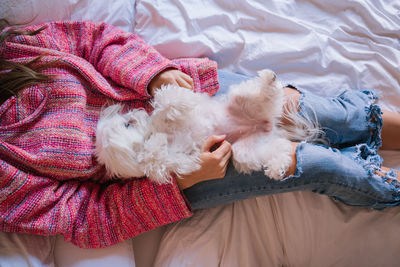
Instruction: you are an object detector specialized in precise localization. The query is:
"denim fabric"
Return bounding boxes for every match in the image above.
[183,70,400,210]
[298,89,383,149]
[214,70,250,95]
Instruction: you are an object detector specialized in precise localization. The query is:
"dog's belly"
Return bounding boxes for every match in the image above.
[192,99,273,144]
[214,115,273,143]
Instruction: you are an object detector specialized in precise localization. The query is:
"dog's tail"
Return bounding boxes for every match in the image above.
[279,97,328,145]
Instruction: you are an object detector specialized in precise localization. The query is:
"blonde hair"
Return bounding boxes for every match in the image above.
[0,19,53,104]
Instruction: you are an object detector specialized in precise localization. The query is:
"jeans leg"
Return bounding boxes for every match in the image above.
[184,142,400,210]
[294,142,400,209]
[216,70,250,95]
[298,89,383,149]
[183,160,317,210]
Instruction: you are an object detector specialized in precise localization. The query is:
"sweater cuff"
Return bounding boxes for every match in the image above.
[165,178,194,217]
[172,58,219,95]
[135,60,180,99]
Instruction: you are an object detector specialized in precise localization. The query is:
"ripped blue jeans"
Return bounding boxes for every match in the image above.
[183,71,400,210]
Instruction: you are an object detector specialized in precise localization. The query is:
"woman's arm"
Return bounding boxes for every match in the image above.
[0,159,192,249]
[0,135,232,248]
[4,21,180,99]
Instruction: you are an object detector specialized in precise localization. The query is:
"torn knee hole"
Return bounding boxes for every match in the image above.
[369,116,377,136]
[375,168,400,187]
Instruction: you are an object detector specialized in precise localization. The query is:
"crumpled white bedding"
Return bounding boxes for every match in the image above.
[1,0,400,266]
[134,0,400,111]
[154,190,400,266]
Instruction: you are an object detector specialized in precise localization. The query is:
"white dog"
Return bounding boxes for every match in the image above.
[95,69,320,184]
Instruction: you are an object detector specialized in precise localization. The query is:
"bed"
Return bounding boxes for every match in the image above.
[1,0,400,266]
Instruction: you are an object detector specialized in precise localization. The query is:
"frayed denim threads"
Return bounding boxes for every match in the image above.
[289,142,400,210]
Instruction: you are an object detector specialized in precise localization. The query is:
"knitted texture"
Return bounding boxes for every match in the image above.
[0,21,219,248]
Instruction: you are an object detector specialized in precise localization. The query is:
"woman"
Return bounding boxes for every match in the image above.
[0,20,399,251]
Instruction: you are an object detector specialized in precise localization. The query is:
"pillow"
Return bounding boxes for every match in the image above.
[0,0,135,32]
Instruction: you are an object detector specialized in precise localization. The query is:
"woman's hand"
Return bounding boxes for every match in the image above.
[176,135,232,190]
[148,68,194,96]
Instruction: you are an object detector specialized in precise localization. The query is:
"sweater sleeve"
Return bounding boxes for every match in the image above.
[7,21,179,100]
[0,160,192,248]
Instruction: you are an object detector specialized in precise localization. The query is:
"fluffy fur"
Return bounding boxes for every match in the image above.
[95,69,321,184]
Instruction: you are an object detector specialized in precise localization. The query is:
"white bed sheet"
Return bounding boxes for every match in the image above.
[154,191,400,266]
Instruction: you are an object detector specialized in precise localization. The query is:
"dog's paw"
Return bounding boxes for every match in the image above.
[263,158,291,180]
[257,69,283,99]
[257,69,276,85]
[263,155,292,180]
[262,138,293,180]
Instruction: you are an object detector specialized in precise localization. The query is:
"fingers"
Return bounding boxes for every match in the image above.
[148,69,195,97]
[178,136,232,189]
[215,140,232,172]
[202,135,227,152]
[177,77,194,90]
[214,140,231,158]
[204,137,232,178]
[211,140,231,170]
[202,136,232,165]
[220,142,232,163]
[178,73,194,90]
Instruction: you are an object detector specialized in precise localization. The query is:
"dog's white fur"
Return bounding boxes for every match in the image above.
[95,69,320,183]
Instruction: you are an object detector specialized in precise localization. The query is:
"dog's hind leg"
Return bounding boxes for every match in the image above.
[256,69,284,118]
[232,133,292,180]
[227,69,284,121]
[260,137,293,180]
[231,134,266,174]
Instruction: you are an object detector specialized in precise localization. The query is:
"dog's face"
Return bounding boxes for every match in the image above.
[95,105,150,179]
[123,109,151,149]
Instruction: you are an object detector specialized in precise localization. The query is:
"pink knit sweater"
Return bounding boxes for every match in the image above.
[0,21,219,248]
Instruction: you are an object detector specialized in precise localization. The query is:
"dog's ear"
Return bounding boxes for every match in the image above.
[95,104,149,179]
[143,133,172,184]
